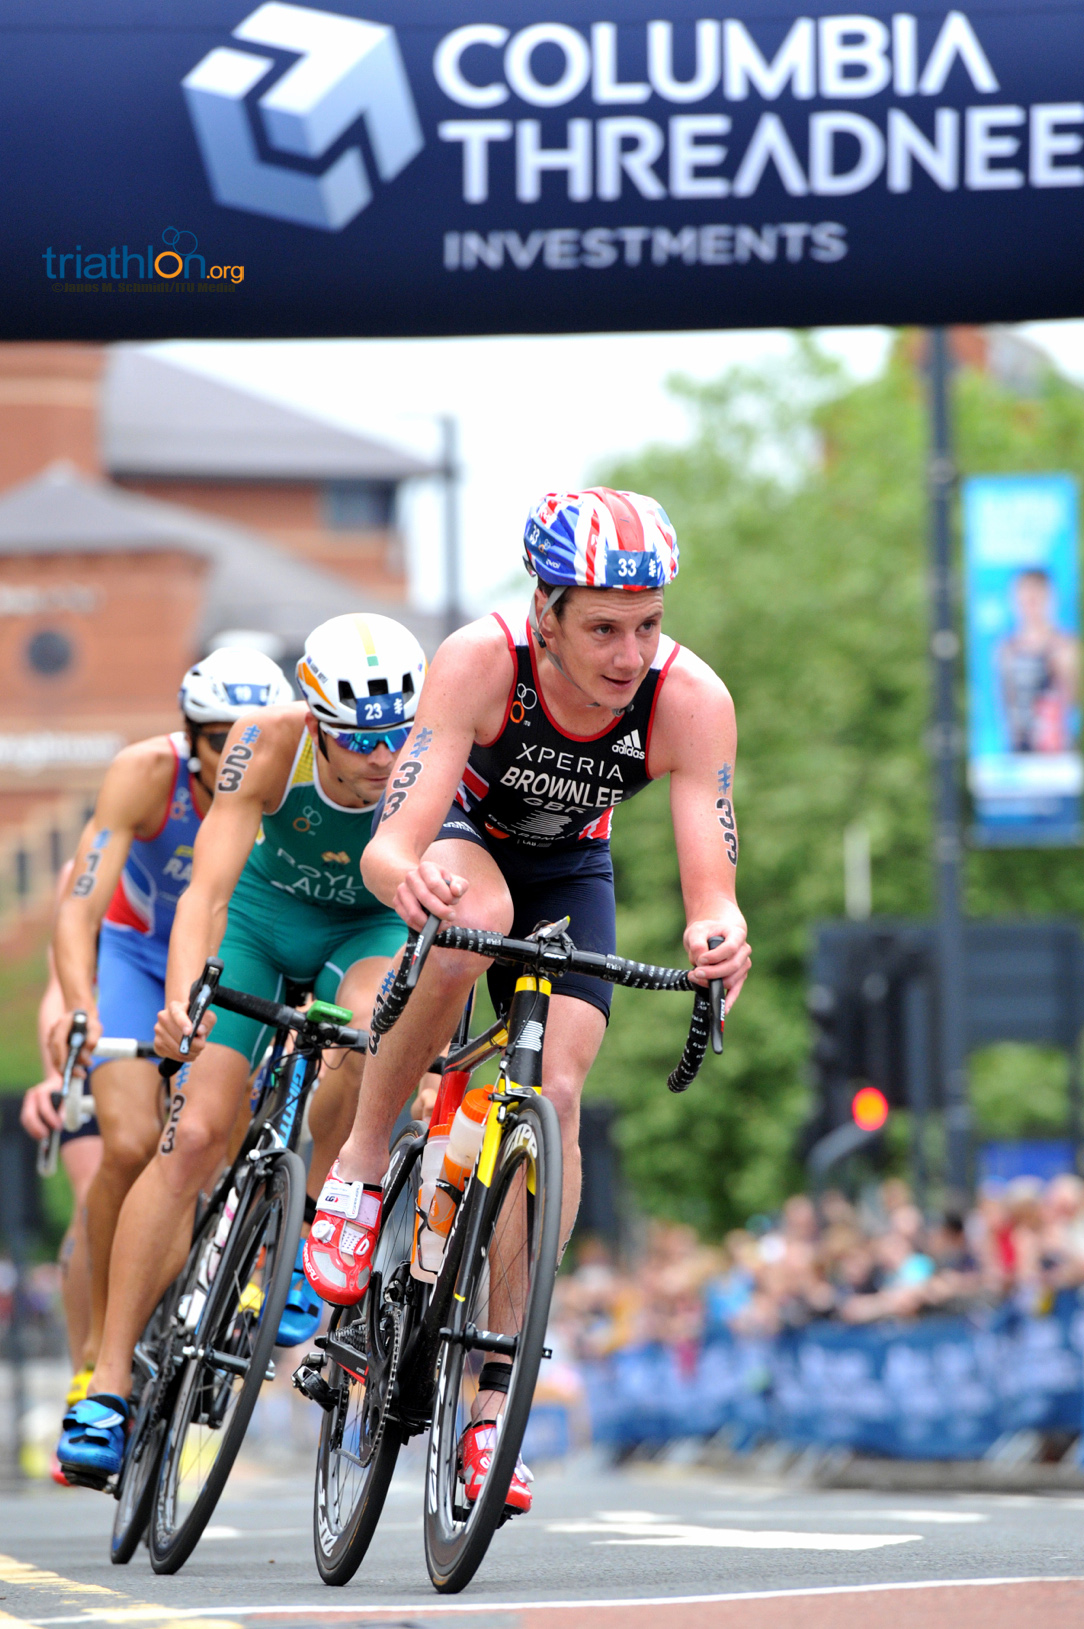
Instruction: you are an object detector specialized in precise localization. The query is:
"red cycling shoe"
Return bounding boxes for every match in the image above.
[302,1162,382,1306]
[459,1421,534,1515]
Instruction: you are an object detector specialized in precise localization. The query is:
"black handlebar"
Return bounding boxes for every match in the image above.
[160,966,367,1080]
[369,915,727,1091]
[212,983,366,1050]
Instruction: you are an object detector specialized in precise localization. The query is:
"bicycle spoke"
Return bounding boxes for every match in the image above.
[151,1155,303,1574]
[311,1124,420,1585]
[424,1095,561,1593]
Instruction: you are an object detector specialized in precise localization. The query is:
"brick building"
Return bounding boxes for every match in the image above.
[0,342,439,934]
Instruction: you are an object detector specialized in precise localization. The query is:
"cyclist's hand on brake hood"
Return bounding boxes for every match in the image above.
[48,1007,100,1072]
[393,860,468,932]
[155,998,217,1064]
[685,904,751,1006]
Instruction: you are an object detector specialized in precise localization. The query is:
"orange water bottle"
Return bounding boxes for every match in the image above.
[427,1089,490,1239]
[411,1068,470,1283]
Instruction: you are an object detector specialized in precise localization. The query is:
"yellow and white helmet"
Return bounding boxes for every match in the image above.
[296,614,427,733]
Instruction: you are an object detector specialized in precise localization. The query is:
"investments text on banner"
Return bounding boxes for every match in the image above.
[964,474,1082,847]
[4,1,1084,339]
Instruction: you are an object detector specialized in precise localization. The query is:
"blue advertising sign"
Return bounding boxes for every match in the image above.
[2,2,1084,339]
[964,474,1082,846]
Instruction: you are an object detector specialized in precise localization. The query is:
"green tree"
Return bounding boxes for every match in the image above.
[587,335,1084,1233]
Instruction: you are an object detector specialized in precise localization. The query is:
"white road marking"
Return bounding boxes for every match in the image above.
[703,1507,988,1524]
[25,1576,1084,1623]
[546,1512,922,1551]
[874,1511,987,1524]
[201,1529,242,1541]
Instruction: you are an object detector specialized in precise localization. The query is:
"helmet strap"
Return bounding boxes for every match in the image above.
[185,723,218,799]
[528,584,566,650]
[315,722,331,763]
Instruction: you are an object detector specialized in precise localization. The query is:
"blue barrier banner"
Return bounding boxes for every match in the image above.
[585,1296,1084,1458]
[964,475,1082,846]
[3,2,1084,340]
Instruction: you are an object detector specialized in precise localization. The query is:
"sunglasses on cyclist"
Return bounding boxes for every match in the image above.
[322,724,412,757]
[197,728,231,754]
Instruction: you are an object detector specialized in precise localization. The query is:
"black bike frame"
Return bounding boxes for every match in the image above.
[354,972,553,1434]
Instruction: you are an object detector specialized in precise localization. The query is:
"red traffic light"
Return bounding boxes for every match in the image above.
[851,1085,889,1132]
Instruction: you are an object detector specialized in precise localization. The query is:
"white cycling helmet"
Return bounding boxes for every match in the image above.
[180,646,294,723]
[296,613,426,731]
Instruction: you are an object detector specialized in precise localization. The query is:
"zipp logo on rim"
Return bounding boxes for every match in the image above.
[183,2,424,232]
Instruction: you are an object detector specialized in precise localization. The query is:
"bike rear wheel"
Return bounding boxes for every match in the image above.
[149,1150,304,1574]
[423,1093,562,1593]
[313,1123,424,1586]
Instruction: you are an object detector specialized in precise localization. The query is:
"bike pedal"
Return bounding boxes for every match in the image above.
[62,1468,114,1494]
[292,1361,336,1412]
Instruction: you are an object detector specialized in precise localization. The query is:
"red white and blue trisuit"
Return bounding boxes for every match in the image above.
[93,732,203,1066]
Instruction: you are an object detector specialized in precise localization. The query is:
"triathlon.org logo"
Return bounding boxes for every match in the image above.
[612,729,646,760]
[43,229,243,286]
[183,2,424,233]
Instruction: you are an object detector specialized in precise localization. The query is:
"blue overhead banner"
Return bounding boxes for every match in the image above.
[964,474,1082,846]
[4,2,1084,339]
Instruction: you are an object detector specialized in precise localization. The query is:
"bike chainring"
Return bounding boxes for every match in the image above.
[357,1288,405,1470]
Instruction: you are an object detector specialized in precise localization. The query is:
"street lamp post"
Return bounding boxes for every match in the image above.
[439,414,462,642]
[926,327,971,1205]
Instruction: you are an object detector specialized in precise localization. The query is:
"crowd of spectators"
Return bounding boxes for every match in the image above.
[552,1174,1084,1362]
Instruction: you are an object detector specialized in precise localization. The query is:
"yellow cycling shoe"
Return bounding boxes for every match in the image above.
[65,1366,94,1408]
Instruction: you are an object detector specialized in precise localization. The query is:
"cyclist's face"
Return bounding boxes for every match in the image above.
[191,723,231,780]
[540,586,664,708]
[305,714,398,805]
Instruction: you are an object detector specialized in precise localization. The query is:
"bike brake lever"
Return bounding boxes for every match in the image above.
[179,957,223,1057]
[405,913,442,991]
[707,935,726,1056]
[39,1010,87,1175]
[161,957,224,1080]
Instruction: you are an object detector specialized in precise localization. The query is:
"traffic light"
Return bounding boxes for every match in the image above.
[851,1085,889,1132]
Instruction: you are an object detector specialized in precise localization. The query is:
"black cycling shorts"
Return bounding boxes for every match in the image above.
[60,1112,101,1146]
[435,809,616,1021]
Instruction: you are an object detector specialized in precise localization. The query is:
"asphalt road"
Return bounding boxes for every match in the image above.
[1,1448,1084,1628]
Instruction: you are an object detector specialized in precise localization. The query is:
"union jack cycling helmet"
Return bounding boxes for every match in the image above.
[523,488,679,594]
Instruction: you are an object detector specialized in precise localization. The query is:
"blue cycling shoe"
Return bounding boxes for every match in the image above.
[275,1240,324,1347]
[57,1394,129,1483]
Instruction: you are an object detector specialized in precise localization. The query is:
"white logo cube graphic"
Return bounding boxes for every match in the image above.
[183,3,423,232]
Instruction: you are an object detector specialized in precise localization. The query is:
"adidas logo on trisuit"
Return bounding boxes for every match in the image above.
[612,729,645,759]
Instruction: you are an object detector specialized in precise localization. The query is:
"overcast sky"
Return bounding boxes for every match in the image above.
[155,320,1084,623]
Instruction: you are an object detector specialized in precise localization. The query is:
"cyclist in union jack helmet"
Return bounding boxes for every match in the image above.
[305,488,751,1518]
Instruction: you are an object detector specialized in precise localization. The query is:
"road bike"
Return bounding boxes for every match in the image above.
[107,963,369,1574]
[293,914,723,1594]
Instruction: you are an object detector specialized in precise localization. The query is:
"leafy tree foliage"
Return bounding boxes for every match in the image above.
[587,335,1084,1233]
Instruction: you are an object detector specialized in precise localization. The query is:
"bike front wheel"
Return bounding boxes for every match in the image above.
[111,1287,176,1564]
[423,1093,562,1594]
[314,1122,425,1586]
[149,1149,305,1574]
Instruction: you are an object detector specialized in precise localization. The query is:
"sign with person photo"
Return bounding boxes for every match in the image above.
[964,473,1082,845]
